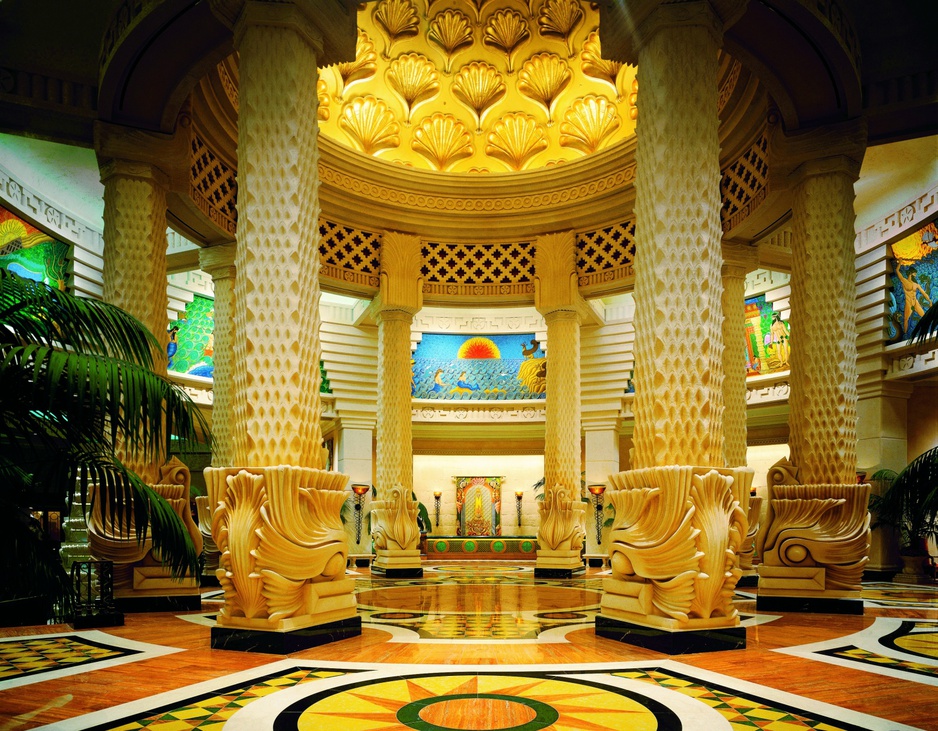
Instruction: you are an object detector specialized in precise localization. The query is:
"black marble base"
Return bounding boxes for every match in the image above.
[862,568,898,583]
[200,574,221,588]
[371,567,424,578]
[737,574,759,588]
[115,594,202,613]
[595,615,746,654]
[72,610,124,629]
[535,566,586,579]
[211,616,362,653]
[756,595,864,615]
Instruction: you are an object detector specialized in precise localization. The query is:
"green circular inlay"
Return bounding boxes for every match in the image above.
[464,540,477,552]
[397,693,559,731]
[435,540,448,552]
[492,540,506,552]
[520,540,534,552]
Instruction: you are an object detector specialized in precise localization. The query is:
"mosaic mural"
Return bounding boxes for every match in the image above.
[887,221,937,341]
[412,332,546,399]
[168,294,215,376]
[455,475,502,536]
[745,293,791,376]
[0,204,68,290]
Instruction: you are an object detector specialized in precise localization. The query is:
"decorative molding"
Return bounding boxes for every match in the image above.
[746,373,791,405]
[413,312,544,332]
[885,346,938,380]
[412,401,546,423]
[0,66,97,119]
[854,182,938,255]
[745,268,790,297]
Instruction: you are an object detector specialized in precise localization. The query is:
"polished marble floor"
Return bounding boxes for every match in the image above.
[0,562,936,730]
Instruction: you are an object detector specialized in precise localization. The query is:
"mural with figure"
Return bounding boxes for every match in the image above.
[0,205,68,290]
[168,295,215,376]
[888,221,937,342]
[412,333,546,400]
[744,294,791,376]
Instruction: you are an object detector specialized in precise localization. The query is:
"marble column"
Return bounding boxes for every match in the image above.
[534,231,587,578]
[203,0,359,649]
[596,0,752,653]
[371,230,424,577]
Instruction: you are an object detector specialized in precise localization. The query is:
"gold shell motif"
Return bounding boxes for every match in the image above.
[537,0,584,58]
[374,0,420,59]
[518,52,571,123]
[387,53,441,122]
[483,9,530,74]
[467,0,497,23]
[317,78,330,121]
[335,29,378,99]
[559,94,620,155]
[411,113,474,171]
[485,112,548,171]
[581,32,623,99]
[628,77,638,120]
[339,95,402,156]
[452,61,506,131]
[428,9,474,73]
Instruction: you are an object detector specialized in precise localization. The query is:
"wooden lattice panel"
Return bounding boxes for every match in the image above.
[720,134,768,233]
[575,219,636,288]
[420,240,535,298]
[318,219,382,290]
[189,133,238,236]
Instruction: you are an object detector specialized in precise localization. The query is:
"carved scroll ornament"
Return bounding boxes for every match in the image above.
[536,483,586,552]
[371,484,421,551]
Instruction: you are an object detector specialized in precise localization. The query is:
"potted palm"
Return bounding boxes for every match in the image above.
[869,446,938,583]
[0,270,207,624]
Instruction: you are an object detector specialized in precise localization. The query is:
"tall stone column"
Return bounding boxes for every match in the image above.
[371,231,423,577]
[757,120,871,613]
[204,0,360,651]
[596,0,752,653]
[534,231,586,578]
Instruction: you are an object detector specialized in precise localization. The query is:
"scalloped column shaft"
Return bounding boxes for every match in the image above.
[376,309,415,494]
[721,254,752,467]
[230,11,323,468]
[543,310,581,492]
[200,244,236,467]
[630,14,725,469]
[788,164,860,485]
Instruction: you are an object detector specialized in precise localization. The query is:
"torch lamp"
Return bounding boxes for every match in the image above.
[587,484,606,545]
[515,490,524,527]
[433,491,442,528]
[351,483,370,545]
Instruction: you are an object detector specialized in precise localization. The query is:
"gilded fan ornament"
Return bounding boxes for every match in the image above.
[518,53,571,124]
[559,94,620,154]
[483,9,531,74]
[485,112,548,171]
[373,0,420,59]
[317,78,330,121]
[411,113,474,171]
[387,53,441,123]
[466,0,497,24]
[628,77,638,120]
[452,61,507,132]
[339,95,401,155]
[428,9,474,74]
[335,29,377,99]
[581,32,623,99]
[537,0,584,58]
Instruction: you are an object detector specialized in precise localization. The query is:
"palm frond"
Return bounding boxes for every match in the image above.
[869,446,938,551]
[909,301,938,350]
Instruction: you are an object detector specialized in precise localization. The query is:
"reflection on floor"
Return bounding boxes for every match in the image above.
[0,562,935,730]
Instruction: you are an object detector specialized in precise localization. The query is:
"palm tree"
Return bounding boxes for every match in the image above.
[0,269,208,616]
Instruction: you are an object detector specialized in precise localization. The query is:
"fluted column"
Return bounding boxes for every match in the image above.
[595,0,752,651]
[371,230,423,577]
[203,0,359,645]
[199,244,236,467]
[534,231,586,577]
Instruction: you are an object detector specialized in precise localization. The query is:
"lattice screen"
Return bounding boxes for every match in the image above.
[720,134,768,232]
[420,241,536,298]
[318,219,382,290]
[575,219,636,289]
[189,133,238,236]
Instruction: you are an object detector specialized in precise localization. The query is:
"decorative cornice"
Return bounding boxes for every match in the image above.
[412,401,546,423]
[854,182,938,255]
[413,312,544,333]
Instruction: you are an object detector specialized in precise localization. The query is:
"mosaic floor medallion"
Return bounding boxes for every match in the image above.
[861,582,938,610]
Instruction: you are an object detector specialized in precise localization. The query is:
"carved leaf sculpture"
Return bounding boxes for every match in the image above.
[537,484,586,551]
[411,113,474,171]
[372,485,420,551]
[374,0,420,58]
[339,95,401,155]
[452,61,506,131]
[483,9,530,74]
[387,53,440,122]
[317,78,330,121]
[428,9,474,73]
[559,94,620,154]
[581,32,622,99]
[485,112,548,171]
[518,53,571,123]
[335,29,377,99]
[538,0,584,57]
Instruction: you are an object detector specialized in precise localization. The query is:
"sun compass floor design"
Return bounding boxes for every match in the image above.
[32,659,923,731]
[861,581,938,610]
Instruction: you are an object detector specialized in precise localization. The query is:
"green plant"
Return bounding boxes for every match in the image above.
[869,445,938,556]
[0,270,208,614]
[909,301,938,349]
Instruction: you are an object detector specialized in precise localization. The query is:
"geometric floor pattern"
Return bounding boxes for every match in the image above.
[36,660,922,731]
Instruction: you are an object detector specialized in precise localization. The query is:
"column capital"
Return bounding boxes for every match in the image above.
[94,120,187,190]
[378,230,423,315]
[769,116,867,189]
[98,157,171,190]
[210,0,357,67]
[199,243,237,280]
[721,240,759,277]
[535,230,590,319]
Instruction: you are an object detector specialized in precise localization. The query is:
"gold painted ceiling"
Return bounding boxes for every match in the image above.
[314,0,638,173]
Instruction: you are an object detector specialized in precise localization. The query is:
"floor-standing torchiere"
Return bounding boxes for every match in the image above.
[587,484,606,546]
[433,491,442,528]
[351,484,370,545]
[515,490,524,528]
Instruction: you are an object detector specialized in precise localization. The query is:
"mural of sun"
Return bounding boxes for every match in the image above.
[287,673,675,730]
[457,336,501,359]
